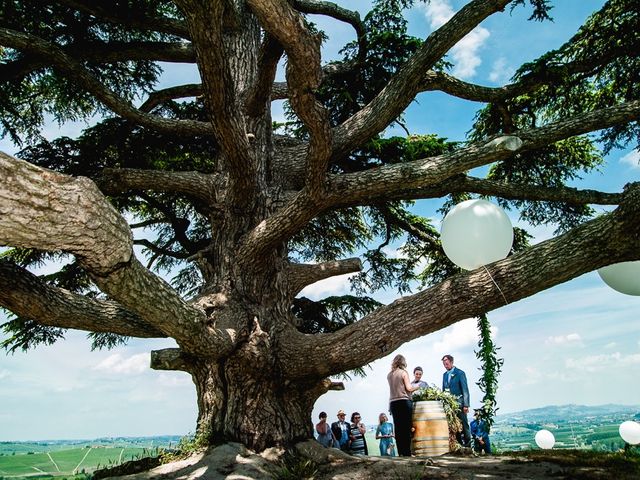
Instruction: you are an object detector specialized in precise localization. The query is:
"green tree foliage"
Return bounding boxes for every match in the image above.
[1,0,636,362]
[1,0,639,449]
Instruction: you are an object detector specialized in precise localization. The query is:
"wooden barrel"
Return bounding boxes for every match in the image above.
[411,400,450,456]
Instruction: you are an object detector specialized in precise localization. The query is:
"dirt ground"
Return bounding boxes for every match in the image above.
[102,440,640,480]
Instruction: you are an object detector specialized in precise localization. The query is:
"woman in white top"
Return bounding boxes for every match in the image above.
[387,354,419,456]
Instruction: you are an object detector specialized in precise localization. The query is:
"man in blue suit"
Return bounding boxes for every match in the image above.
[442,354,471,447]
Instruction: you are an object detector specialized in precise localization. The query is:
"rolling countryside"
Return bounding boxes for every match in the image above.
[1,405,638,478]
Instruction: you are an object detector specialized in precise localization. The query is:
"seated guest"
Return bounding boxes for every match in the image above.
[470,408,491,454]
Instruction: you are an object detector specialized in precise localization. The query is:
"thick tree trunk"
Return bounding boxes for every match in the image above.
[189,346,326,450]
[151,263,330,451]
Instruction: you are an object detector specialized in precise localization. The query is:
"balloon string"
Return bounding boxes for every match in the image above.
[482,265,509,306]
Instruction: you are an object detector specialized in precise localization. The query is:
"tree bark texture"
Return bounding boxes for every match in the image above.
[1,0,639,451]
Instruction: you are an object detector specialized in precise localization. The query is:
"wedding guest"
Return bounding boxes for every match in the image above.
[470,408,492,454]
[315,411,336,448]
[376,412,396,456]
[348,412,368,455]
[330,409,351,451]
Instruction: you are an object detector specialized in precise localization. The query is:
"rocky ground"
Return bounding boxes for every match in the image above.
[102,440,640,480]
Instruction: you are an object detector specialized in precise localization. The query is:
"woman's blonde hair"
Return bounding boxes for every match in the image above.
[391,354,407,370]
[378,412,388,424]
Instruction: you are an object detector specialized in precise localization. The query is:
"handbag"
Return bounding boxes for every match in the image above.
[387,442,396,456]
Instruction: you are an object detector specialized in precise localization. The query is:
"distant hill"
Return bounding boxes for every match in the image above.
[495,404,640,424]
[0,435,183,450]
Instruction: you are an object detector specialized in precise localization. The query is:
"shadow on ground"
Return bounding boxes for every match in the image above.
[99,440,640,480]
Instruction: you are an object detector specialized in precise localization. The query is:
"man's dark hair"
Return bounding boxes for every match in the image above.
[441,354,454,363]
[413,366,423,373]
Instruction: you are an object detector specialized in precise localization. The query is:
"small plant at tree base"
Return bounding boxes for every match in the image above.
[160,429,214,463]
[270,451,318,480]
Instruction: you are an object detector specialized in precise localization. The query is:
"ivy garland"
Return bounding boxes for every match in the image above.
[475,313,504,432]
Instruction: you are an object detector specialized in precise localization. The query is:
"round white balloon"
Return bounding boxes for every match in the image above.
[597,261,640,296]
[440,199,514,270]
[534,429,555,449]
[619,421,640,445]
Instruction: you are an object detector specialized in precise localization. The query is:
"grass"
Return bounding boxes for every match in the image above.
[504,449,640,479]
[0,447,150,478]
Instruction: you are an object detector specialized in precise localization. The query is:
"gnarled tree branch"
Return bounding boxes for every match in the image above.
[176,0,258,206]
[282,183,640,378]
[0,152,233,357]
[0,41,195,83]
[139,84,203,113]
[294,0,366,62]
[333,0,512,157]
[245,33,284,117]
[0,27,212,137]
[285,257,362,298]
[327,101,640,208]
[418,40,636,104]
[0,152,133,274]
[0,259,164,339]
[248,0,332,197]
[150,348,196,372]
[97,167,221,204]
[53,0,190,39]
[362,174,623,208]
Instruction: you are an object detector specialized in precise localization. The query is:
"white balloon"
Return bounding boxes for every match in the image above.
[619,421,640,445]
[440,199,514,270]
[534,429,555,449]
[597,261,640,296]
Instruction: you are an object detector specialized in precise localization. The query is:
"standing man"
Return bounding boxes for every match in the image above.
[441,354,471,447]
[330,409,351,451]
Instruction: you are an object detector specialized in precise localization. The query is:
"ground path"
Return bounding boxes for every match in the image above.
[73,447,92,474]
[46,452,60,472]
[101,440,638,480]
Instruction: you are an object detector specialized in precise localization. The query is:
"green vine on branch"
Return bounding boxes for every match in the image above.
[475,313,504,432]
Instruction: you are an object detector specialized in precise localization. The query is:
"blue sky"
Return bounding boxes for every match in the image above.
[1,0,639,441]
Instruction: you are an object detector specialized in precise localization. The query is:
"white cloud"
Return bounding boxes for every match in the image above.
[382,245,407,259]
[419,0,490,79]
[545,333,582,345]
[488,57,515,84]
[420,0,454,25]
[521,366,543,385]
[620,150,640,169]
[565,352,640,372]
[433,317,498,353]
[93,353,149,375]
[157,372,192,388]
[451,27,490,78]
[298,272,356,300]
[604,342,617,349]
[0,369,9,380]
